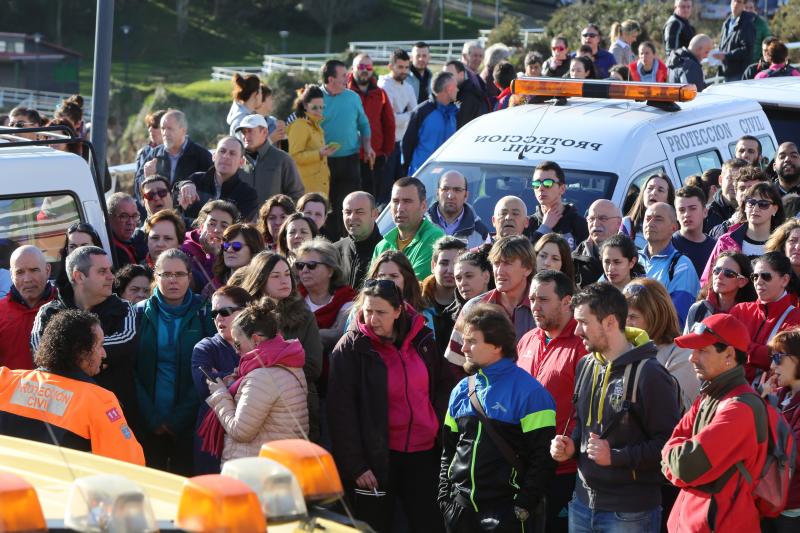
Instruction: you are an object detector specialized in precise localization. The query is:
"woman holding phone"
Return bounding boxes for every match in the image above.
[287,85,337,196]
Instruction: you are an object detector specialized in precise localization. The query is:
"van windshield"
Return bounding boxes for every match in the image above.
[378,162,617,233]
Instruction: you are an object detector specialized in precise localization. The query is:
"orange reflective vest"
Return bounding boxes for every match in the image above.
[0,367,145,465]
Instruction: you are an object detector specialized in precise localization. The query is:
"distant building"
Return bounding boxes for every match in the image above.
[0,33,80,94]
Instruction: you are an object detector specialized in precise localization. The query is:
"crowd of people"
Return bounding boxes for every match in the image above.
[1,1,800,532]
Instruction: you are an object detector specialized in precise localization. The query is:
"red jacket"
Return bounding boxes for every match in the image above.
[628,59,668,82]
[729,292,800,382]
[662,368,767,533]
[346,74,396,157]
[0,284,56,369]
[777,387,800,510]
[517,318,587,475]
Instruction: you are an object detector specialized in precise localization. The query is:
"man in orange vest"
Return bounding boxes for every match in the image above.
[0,309,144,465]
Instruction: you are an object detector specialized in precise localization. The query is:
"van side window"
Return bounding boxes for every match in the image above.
[0,194,81,271]
[675,150,722,182]
[623,166,667,215]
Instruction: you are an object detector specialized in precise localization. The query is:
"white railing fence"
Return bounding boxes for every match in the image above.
[0,87,92,120]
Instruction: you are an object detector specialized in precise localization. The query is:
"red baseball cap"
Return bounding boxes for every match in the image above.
[674,314,750,353]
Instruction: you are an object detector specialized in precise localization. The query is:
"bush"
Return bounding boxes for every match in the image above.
[772,0,800,44]
[487,15,523,48]
[267,70,322,120]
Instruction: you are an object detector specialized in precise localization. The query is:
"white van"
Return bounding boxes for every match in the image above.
[0,129,111,278]
[379,79,778,231]
[704,77,800,146]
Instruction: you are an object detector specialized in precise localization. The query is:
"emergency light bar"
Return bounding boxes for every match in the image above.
[511,77,697,103]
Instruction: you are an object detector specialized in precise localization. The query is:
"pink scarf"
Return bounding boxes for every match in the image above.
[198,335,305,458]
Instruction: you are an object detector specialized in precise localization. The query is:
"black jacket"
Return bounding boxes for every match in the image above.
[526,203,590,251]
[410,65,433,104]
[704,189,736,234]
[742,59,768,80]
[572,239,603,289]
[327,324,446,486]
[178,167,259,222]
[137,138,213,190]
[667,48,706,91]
[31,292,140,432]
[719,12,757,81]
[335,225,384,291]
[571,333,681,512]
[663,14,696,55]
[543,58,570,78]
[456,78,488,130]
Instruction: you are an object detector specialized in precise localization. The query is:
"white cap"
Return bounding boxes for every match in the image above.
[236,114,268,131]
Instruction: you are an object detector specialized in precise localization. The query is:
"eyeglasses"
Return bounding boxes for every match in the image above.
[551,45,566,52]
[143,188,170,201]
[691,322,727,344]
[223,241,244,252]
[308,104,325,111]
[751,272,774,282]
[586,215,620,223]
[11,121,36,128]
[156,271,190,280]
[357,64,373,71]
[211,306,242,319]
[439,186,466,194]
[771,352,792,365]
[582,33,599,38]
[744,198,774,210]
[532,178,560,189]
[114,212,141,223]
[295,260,323,271]
[713,266,745,279]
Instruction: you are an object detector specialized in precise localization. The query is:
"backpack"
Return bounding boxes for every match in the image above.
[765,64,800,78]
[702,392,797,528]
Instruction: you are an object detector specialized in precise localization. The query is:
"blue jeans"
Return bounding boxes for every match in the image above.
[568,496,660,533]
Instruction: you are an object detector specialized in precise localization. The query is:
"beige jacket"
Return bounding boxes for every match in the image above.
[206,366,309,464]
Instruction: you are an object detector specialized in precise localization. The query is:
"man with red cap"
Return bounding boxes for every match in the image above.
[662,314,769,533]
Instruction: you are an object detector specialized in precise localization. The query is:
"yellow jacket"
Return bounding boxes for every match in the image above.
[287,115,330,196]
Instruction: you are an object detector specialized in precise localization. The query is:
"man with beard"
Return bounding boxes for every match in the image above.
[347,54,395,199]
[426,170,488,248]
[335,191,382,290]
[444,60,488,129]
[517,270,587,533]
[551,283,680,533]
[378,49,417,205]
[734,135,762,167]
[572,200,622,288]
[408,41,432,104]
[773,142,800,196]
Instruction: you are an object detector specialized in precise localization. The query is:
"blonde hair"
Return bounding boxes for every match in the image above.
[623,278,680,345]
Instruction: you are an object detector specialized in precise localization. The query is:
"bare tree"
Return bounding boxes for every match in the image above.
[305,0,377,53]
[176,0,190,39]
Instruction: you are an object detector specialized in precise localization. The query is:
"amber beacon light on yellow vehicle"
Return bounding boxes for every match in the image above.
[511,77,698,105]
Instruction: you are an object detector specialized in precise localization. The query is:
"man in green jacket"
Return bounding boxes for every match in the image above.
[372,177,444,280]
[744,0,772,64]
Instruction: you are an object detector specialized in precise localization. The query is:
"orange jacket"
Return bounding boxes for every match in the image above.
[0,367,144,465]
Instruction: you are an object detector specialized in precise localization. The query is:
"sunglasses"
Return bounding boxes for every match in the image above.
[551,45,566,52]
[10,121,36,128]
[532,178,560,189]
[143,188,170,201]
[364,278,403,299]
[712,266,744,279]
[745,198,774,210]
[751,272,775,282]
[222,241,244,252]
[582,33,599,38]
[295,260,323,271]
[211,306,241,319]
[357,64,373,71]
[691,322,727,344]
[771,352,792,365]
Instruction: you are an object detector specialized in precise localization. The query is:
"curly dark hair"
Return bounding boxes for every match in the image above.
[34,310,100,373]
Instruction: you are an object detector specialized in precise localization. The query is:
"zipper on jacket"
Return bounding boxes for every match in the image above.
[397,347,415,452]
[469,370,489,512]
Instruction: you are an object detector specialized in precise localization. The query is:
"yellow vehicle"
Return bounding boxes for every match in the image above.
[0,436,368,532]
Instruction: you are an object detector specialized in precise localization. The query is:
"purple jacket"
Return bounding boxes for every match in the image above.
[700,223,745,285]
[180,229,215,291]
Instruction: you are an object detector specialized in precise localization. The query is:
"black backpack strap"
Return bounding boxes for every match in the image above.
[668,252,683,282]
[600,360,650,439]
[468,375,524,472]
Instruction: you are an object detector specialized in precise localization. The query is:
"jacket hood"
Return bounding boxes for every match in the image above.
[242,335,305,369]
[667,47,697,69]
[589,327,655,366]
[356,302,426,349]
